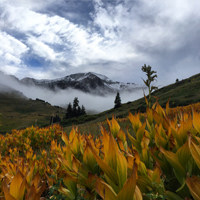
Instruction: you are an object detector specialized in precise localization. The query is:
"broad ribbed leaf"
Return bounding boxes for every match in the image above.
[160,147,186,184]
[107,116,120,138]
[117,150,127,189]
[189,136,200,170]
[2,180,16,200]
[186,176,200,200]
[193,111,200,133]
[165,191,183,200]
[117,164,137,200]
[176,141,192,172]
[95,178,117,200]
[134,186,143,200]
[86,138,118,185]
[10,171,25,200]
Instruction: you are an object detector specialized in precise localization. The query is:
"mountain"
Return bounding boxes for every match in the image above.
[0,72,66,133]
[21,72,143,95]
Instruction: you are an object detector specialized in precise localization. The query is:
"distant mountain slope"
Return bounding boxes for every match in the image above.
[62,72,200,127]
[106,72,200,115]
[0,90,65,134]
[21,72,143,95]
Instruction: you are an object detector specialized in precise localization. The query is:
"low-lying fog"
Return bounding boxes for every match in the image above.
[0,73,146,113]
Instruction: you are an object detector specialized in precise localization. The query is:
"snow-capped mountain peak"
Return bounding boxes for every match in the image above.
[20,72,144,95]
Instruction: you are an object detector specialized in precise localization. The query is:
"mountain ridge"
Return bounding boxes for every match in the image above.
[20,72,143,95]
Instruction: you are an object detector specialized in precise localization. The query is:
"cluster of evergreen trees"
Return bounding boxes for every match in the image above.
[65,97,86,118]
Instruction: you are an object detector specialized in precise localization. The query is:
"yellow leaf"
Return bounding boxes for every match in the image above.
[127,130,140,151]
[117,150,127,189]
[62,132,69,146]
[95,177,117,200]
[2,180,16,200]
[166,100,170,116]
[108,133,119,170]
[86,138,118,185]
[59,187,74,199]
[146,107,154,124]
[176,141,192,172]
[136,122,146,143]
[134,186,143,200]
[129,113,142,133]
[26,164,35,185]
[117,164,137,200]
[189,136,200,170]
[10,171,25,200]
[160,147,186,184]
[186,176,200,200]
[193,111,200,133]
[69,127,77,142]
[147,167,161,183]
[117,129,126,143]
[63,175,77,199]
[107,116,120,137]
[83,143,97,172]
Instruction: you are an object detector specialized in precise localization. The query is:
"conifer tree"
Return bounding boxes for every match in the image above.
[66,103,73,118]
[77,106,81,116]
[65,97,86,119]
[114,92,122,108]
[73,97,79,116]
[81,105,86,115]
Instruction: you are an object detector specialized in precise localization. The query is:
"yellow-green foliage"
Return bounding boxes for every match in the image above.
[1,102,200,199]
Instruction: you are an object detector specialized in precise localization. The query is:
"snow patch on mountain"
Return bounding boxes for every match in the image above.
[20,72,145,95]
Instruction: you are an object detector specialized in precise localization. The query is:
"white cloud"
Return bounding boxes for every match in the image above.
[27,37,57,61]
[0,31,28,75]
[0,0,200,84]
[0,31,28,57]
[0,3,138,74]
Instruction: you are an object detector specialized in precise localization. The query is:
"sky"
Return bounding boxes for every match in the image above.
[0,0,200,86]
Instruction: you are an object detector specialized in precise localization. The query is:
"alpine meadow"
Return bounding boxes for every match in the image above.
[1,0,200,199]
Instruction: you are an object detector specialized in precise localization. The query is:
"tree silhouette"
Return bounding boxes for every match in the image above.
[114,92,122,108]
[81,105,86,115]
[66,103,73,118]
[65,97,86,119]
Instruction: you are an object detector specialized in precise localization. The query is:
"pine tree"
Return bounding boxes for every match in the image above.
[66,103,73,118]
[114,92,121,108]
[73,97,79,116]
[77,106,81,116]
[81,105,86,115]
[65,97,86,118]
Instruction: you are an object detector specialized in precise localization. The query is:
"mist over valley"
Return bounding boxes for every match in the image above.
[0,71,146,113]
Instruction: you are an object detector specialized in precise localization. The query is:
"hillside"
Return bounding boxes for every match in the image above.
[0,91,65,134]
[62,72,200,130]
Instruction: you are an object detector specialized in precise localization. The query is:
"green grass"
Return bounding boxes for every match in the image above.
[0,92,65,134]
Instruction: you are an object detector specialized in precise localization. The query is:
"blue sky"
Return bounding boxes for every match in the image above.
[0,0,200,86]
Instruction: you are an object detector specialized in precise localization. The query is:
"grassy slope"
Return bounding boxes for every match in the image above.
[0,92,65,134]
[62,73,200,133]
